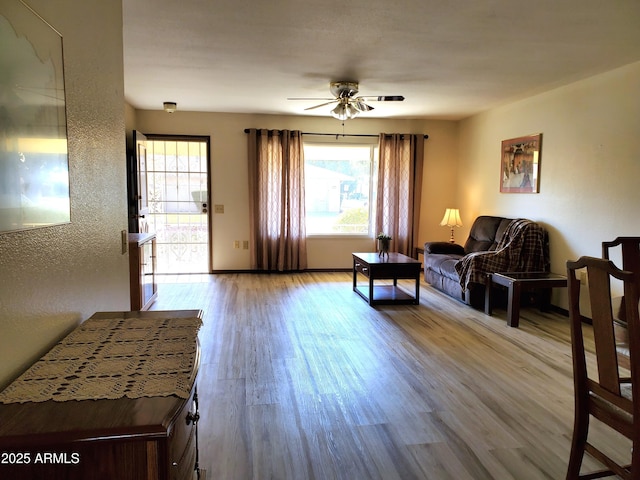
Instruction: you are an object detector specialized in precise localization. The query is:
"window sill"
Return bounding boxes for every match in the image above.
[306,234,372,240]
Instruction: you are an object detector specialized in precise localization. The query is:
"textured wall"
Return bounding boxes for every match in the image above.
[0,1,130,387]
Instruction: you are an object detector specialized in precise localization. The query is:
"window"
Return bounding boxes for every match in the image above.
[304,142,378,235]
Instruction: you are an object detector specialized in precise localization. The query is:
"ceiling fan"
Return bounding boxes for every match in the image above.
[288,82,404,120]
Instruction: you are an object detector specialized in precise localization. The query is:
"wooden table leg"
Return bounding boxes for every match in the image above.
[368,275,374,306]
[507,280,521,327]
[538,288,552,312]
[353,258,357,292]
[485,274,493,316]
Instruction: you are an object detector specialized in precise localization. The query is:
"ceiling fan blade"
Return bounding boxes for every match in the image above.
[287,97,335,101]
[304,100,338,111]
[357,95,405,102]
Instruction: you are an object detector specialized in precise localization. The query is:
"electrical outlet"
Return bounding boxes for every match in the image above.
[242,240,249,250]
[233,240,240,249]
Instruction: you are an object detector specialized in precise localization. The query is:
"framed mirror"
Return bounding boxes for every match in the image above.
[0,0,70,233]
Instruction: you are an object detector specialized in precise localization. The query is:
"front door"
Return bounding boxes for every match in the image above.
[128,130,150,233]
[144,135,211,274]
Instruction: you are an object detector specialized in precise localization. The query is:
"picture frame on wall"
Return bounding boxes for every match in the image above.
[500,134,542,193]
[0,0,70,233]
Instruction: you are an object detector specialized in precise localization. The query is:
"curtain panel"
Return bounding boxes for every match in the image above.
[375,134,424,257]
[247,129,307,271]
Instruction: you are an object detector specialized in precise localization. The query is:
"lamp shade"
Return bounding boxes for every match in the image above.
[439,208,462,227]
[330,101,360,120]
[330,104,347,120]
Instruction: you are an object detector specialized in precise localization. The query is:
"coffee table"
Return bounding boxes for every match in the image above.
[485,271,567,327]
[352,252,422,306]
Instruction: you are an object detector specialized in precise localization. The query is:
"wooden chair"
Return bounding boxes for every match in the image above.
[566,256,640,479]
[603,237,640,284]
[602,237,640,369]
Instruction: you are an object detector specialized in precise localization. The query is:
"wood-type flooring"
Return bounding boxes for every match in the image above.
[151,272,631,480]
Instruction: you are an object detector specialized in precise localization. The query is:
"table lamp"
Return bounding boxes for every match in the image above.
[440,208,462,243]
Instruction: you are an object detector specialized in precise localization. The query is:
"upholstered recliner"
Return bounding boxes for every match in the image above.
[423,215,549,308]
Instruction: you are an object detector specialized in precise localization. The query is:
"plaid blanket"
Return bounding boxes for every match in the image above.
[454,218,548,292]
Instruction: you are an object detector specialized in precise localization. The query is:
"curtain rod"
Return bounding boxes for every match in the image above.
[243,129,428,139]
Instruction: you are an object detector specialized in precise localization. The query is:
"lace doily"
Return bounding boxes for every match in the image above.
[0,315,202,404]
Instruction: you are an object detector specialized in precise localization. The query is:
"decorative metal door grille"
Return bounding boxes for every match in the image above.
[146,138,210,274]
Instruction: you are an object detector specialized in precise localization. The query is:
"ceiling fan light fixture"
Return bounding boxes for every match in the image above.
[330,102,360,120]
[352,100,373,113]
[348,103,360,117]
[330,104,348,120]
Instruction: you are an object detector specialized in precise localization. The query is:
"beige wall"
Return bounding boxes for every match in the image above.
[458,61,640,307]
[133,112,458,270]
[0,1,129,387]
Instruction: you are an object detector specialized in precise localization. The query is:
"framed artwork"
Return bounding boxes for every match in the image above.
[0,0,70,232]
[500,134,542,193]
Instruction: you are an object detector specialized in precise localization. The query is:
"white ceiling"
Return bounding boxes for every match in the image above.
[123,0,640,121]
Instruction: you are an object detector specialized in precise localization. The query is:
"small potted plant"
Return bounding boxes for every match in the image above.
[377,232,391,258]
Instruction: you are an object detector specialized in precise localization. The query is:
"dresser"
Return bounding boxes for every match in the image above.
[0,310,205,480]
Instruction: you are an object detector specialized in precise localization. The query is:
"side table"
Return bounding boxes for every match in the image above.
[485,272,567,327]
